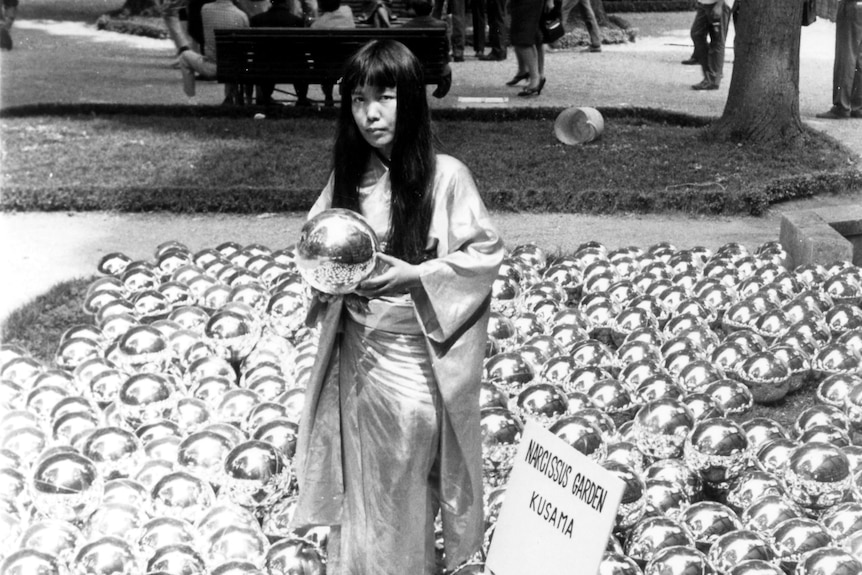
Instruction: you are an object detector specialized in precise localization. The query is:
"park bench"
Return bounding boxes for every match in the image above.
[214,27,451,104]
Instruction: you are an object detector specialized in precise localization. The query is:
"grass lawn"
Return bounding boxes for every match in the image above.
[1,111,857,215]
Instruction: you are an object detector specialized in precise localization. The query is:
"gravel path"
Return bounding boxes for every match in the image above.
[1,13,861,324]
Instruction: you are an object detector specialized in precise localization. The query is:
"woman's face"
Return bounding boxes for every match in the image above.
[351,83,397,159]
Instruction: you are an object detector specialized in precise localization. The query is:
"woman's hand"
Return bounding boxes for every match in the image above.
[310,288,340,304]
[355,253,421,298]
[545,0,555,11]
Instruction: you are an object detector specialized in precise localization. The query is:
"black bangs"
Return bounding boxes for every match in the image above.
[341,43,399,94]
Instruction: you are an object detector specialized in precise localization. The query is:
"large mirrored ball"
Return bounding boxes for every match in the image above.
[221,440,290,509]
[151,470,216,522]
[707,530,774,575]
[264,538,325,575]
[684,417,749,485]
[795,547,862,575]
[73,535,140,575]
[295,209,380,294]
[785,441,852,511]
[31,451,103,522]
[0,549,63,575]
[632,399,696,460]
[643,545,713,575]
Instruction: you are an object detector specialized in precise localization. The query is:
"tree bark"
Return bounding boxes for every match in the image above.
[705,0,805,147]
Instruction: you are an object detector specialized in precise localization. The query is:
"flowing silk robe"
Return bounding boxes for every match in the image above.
[291,154,504,569]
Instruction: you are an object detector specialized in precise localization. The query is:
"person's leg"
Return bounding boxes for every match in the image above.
[579,0,601,50]
[704,2,729,87]
[162,0,192,52]
[690,4,711,88]
[834,0,862,113]
[472,0,487,55]
[450,0,466,59]
[519,44,539,86]
[322,82,335,106]
[179,50,217,99]
[850,3,862,114]
[486,0,507,56]
[293,83,311,106]
[537,40,544,80]
[256,84,275,105]
[560,0,578,31]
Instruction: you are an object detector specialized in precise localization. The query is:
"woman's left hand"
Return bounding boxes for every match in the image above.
[355,253,421,298]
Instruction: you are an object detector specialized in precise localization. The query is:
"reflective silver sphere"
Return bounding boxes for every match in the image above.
[295,209,380,295]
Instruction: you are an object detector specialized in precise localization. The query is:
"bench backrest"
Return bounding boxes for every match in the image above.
[214,28,449,85]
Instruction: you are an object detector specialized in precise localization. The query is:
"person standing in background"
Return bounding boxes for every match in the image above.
[477,0,508,60]
[1,0,17,51]
[433,0,466,61]
[689,0,731,90]
[471,0,487,57]
[508,0,553,95]
[817,0,862,119]
[560,0,602,52]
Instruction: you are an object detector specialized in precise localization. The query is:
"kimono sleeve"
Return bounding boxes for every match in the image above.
[411,156,504,345]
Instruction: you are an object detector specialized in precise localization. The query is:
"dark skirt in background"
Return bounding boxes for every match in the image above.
[509,0,544,46]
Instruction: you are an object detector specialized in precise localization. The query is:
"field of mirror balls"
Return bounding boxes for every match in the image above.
[2,234,862,575]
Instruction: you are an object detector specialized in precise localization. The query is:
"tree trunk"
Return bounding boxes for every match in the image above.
[705,0,805,146]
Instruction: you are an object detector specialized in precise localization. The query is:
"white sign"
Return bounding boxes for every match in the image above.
[485,420,625,575]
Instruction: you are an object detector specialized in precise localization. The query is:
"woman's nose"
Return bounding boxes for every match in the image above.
[364,101,381,120]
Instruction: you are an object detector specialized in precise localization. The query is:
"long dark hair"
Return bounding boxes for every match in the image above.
[332,39,435,265]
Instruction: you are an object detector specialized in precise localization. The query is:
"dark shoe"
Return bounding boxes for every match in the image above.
[453,53,465,62]
[585,45,602,53]
[505,72,529,86]
[681,57,698,65]
[478,51,506,61]
[295,98,312,107]
[518,77,546,98]
[816,107,851,119]
[851,110,862,119]
[691,80,719,91]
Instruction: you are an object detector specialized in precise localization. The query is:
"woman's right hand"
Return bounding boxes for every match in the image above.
[310,288,339,304]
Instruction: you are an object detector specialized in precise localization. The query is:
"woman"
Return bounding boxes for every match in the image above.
[290,40,505,575]
[507,0,554,96]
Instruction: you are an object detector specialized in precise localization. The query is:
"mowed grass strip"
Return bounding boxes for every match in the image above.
[1,113,857,215]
